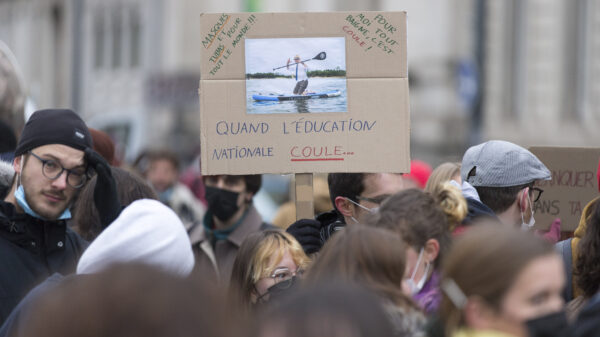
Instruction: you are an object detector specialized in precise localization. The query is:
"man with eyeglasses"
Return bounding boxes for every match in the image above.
[460,140,551,228]
[287,173,404,254]
[0,109,92,324]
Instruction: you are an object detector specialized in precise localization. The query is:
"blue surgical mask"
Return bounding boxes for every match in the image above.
[14,185,71,220]
[158,187,174,204]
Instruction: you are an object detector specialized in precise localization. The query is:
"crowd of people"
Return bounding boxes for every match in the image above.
[0,108,600,337]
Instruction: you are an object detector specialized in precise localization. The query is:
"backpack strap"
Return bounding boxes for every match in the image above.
[556,238,573,302]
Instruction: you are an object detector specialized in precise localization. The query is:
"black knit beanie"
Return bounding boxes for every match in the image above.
[14,109,93,156]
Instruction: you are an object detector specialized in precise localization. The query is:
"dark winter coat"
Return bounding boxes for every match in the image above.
[463,197,498,225]
[0,200,88,324]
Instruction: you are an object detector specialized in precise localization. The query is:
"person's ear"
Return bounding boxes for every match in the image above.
[518,187,530,212]
[13,155,22,175]
[424,238,440,263]
[244,191,254,204]
[334,196,353,217]
[250,288,258,304]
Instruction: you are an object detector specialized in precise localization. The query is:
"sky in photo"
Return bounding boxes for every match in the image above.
[245,37,346,74]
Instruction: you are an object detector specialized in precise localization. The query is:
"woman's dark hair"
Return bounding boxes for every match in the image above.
[21,263,243,337]
[576,198,600,298]
[256,282,394,337]
[367,188,452,268]
[441,224,555,335]
[72,167,157,240]
[306,226,417,311]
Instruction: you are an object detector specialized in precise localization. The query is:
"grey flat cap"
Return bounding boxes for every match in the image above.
[461,140,551,187]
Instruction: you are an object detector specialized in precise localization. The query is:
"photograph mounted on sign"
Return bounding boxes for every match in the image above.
[199,12,409,175]
[245,37,348,114]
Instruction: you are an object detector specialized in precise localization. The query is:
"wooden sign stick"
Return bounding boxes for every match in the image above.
[295,173,314,220]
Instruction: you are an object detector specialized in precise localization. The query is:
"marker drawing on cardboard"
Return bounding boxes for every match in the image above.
[245,37,348,114]
[199,12,410,175]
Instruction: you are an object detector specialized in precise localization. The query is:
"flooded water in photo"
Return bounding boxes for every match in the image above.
[246,78,348,114]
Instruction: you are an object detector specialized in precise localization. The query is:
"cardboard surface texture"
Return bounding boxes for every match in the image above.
[295,173,314,220]
[530,147,600,231]
[200,12,410,175]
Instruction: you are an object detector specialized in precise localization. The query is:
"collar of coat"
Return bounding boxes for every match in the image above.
[188,204,263,248]
[0,200,68,254]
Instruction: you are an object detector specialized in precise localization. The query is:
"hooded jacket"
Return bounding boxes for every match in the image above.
[0,161,13,199]
[0,199,195,336]
[452,181,498,234]
[76,198,195,276]
[0,199,87,325]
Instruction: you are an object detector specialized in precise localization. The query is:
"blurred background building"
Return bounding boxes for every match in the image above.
[1,0,599,219]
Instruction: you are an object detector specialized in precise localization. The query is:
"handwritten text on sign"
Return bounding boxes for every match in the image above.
[342,13,398,54]
[202,14,258,76]
[529,146,600,231]
[534,170,596,217]
[210,118,377,162]
[199,12,410,175]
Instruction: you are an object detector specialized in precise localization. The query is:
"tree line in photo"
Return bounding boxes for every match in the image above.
[246,69,347,79]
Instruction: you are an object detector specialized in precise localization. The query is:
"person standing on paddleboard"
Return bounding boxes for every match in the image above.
[286,55,309,95]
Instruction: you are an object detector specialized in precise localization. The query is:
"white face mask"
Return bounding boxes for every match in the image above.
[345,197,378,224]
[407,247,430,295]
[521,193,535,230]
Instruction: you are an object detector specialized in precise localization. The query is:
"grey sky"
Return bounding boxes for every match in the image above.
[245,37,346,74]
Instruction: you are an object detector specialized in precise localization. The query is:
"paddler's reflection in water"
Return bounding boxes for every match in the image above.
[294,100,309,113]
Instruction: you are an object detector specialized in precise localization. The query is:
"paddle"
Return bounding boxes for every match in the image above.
[272,52,326,71]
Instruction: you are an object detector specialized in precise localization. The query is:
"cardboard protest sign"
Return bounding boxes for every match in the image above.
[530,147,600,231]
[199,12,410,175]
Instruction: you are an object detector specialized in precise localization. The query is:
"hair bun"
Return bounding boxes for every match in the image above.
[434,182,468,231]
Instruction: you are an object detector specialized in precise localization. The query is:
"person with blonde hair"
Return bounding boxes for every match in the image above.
[437,181,469,232]
[441,224,566,337]
[229,229,310,310]
[367,185,466,314]
[425,162,461,196]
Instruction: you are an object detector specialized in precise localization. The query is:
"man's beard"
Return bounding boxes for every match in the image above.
[20,173,76,220]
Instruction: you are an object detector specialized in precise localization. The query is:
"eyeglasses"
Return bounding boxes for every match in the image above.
[29,152,87,188]
[355,194,389,205]
[346,197,379,215]
[529,187,544,203]
[265,267,304,289]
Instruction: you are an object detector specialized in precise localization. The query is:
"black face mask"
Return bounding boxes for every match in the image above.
[205,186,240,222]
[525,310,569,337]
[255,276,298,306]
